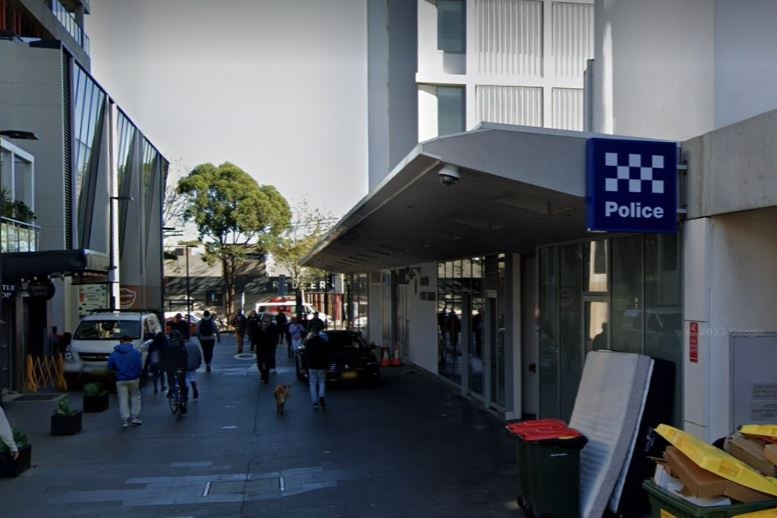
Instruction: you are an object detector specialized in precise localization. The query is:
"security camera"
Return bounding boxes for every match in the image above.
[438,165,461,186]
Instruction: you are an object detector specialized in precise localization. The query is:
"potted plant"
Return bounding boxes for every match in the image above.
[0,428,31,477]
[50,396,82,435]
[82,382,109,413]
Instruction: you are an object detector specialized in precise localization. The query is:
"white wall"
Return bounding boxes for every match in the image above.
[407,262,439,373]
[683,209,777,441]
[592,0,715,141]
[714,0,777,129]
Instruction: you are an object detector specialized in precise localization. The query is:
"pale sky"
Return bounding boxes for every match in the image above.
[87,0,368,220]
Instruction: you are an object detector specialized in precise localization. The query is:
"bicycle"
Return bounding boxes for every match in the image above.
[168,368,187,420]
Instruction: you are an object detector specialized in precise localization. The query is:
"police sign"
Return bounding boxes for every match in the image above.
[586,138,677,233]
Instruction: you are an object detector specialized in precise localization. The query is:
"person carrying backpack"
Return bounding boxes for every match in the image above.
[197,310,220,372]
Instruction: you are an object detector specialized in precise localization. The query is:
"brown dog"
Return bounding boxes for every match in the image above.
[273,384,290,415]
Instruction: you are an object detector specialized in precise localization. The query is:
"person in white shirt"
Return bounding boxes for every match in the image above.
[0,405,18,460]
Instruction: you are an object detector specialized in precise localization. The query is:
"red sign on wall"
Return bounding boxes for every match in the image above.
[689,321,699,363]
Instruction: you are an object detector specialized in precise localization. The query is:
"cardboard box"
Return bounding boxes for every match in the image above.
[764,444,777,467]
[725,434,777,477]
[664,446,774,503]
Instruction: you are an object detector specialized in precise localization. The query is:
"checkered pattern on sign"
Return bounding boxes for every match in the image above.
[603,152,665,194]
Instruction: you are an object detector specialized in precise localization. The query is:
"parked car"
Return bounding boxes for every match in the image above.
[295,330,380,385]
[64,310,162,376]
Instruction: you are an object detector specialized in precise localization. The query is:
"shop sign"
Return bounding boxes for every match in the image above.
[586,138,677,233]
[26,280,56,300]
[1,283,17,300]
[689,321,699,363]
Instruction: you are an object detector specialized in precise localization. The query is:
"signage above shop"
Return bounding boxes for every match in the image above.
[586,138,678,233]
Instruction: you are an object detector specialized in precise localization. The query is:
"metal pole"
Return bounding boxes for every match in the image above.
[186,246,191,329]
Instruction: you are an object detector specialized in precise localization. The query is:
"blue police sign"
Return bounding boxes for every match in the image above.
[586,138,678,233]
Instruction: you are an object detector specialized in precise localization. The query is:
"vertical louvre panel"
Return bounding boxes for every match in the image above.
[62,55,73,249]
[476,0,542,76]
[476,85,542,126]
[552,1,593,78]
[551,87,583,130]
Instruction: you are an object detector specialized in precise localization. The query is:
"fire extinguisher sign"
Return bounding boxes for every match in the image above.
[689,321,699,363]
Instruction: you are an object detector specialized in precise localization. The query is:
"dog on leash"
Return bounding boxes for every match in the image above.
[273,384,291,415]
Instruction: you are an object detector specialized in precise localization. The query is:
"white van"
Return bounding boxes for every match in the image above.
[253,301,331,324]
[64,310,162,376]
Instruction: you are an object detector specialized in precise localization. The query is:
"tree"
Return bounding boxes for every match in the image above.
[177,162,291,320]
[271,200,336,300]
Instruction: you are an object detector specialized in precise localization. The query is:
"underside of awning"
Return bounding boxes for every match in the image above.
[1,249,110,280]
[304,123,640,273]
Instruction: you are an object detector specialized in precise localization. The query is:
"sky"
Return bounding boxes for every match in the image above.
[87,0,368,221]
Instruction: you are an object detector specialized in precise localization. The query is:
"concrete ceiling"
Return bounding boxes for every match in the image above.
[305,124,629,273]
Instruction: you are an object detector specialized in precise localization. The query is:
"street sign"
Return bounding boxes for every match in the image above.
[586,138,678,233]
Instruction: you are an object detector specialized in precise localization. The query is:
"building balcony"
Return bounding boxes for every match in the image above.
[1,217,40,253]
[50,0,90,56]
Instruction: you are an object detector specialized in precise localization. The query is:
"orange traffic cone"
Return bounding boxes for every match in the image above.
[390,348,401,367]
[380,347,390,367]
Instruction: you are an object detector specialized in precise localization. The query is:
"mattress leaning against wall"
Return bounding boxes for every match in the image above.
[569,350,654,518]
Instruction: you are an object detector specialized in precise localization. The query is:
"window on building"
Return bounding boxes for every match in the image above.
[438,86,465,136]
[438,0,465,53]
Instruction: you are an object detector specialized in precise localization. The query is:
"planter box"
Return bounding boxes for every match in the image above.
[51,411,82,435]
[83,393,109,413]
[0,444,31,477]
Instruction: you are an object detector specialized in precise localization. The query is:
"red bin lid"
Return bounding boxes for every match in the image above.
[505,419,567,436]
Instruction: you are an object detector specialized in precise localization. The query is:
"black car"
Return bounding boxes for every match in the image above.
[295,330,380,385]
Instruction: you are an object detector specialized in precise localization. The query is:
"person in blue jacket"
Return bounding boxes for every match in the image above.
[107,335,143,428]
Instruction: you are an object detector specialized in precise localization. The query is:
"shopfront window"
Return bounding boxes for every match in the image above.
[610,236,643,354]
[538,247,560,418]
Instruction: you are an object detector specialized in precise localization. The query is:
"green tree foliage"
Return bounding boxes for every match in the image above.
[177,162,291,318]
[271,200,336,296]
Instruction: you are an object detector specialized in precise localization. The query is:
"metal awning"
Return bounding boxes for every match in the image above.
[1,249,110,280]
[305,123,641,273]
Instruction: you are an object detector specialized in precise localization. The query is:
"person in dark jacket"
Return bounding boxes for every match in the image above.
[107,336,144,428]
[246,309,261,352]
[172,313,190,339]
[231,310,248,354]
[302,329,331,409]
[255,313,279,384]
[197,310,220,372]
[145,332,167,394]
[161,330,188,408]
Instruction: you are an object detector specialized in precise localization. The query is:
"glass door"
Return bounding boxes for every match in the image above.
[584,299,609,353]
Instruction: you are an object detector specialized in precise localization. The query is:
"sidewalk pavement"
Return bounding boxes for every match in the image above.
[0,334,522,517]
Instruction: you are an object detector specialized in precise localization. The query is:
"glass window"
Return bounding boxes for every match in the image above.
[558,244,583,421]
[538,247,559,418]
[610,236,644,354]
[644,234,682,426]
[438,86,465,136]
[438,0,466,53]
[584,240,608,292]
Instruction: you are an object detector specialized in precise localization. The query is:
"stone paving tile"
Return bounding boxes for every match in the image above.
[1,335,522,517]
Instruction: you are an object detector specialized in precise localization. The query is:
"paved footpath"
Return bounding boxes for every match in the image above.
[0,334,522,517]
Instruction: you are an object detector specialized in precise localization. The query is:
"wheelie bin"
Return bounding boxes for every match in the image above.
[507,421,588,517]
[506,419,582,517]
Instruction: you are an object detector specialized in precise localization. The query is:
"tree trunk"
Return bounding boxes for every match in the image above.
[222,255,235,322]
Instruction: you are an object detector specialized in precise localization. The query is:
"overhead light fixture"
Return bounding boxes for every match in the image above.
[438,165,461,186]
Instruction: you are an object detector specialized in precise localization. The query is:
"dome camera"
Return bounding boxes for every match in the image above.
[438,165,461,186]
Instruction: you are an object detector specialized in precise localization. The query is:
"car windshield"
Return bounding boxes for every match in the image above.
[324,333,365,351]
[74,319,141,340]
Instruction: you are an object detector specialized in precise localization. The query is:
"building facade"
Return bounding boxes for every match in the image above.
[0,0,167,394]
[310,0,777,439]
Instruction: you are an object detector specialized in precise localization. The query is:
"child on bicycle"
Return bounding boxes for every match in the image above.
[161,330,188,411]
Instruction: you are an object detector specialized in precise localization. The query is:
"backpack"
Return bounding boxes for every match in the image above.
[200,318,215,337]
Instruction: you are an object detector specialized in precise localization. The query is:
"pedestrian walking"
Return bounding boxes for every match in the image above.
[197,310,220,372]
[107,335,143,428]
[307,311,325,334]
[0,405,18,460]
[302,328,330,409]
[276,310,288,346]
[172,313,190,339]
[288,316,305,358]
[146,332,167,394]
[246,309,260,353]
[231,309,247,354]
[255,313,279,384]
[185,339,203,400]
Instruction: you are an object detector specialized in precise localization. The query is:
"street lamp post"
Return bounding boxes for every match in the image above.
[108,196,133,310]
